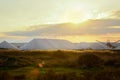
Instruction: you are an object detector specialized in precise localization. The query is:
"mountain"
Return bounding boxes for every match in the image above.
[74,42,90,49]
[0,41,18,50]
[74,42,110,50]
[12,43,26,48]
[20,38,75,50]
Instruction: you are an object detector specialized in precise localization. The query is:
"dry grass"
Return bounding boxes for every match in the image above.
[0,50,120,80]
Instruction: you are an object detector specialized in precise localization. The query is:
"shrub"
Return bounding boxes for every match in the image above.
[14,75,25,80]
[38,69,79,80]
[77,54,103,68]
[42,69,56,80]
[93,69,120,80]
[0,72,14,80]
[104,59,120,67]
[81,69,120,80]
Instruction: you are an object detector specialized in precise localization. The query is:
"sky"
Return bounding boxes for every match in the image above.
[0,0,120,43]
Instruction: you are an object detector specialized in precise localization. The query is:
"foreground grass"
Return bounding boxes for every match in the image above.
[0,50,120,80]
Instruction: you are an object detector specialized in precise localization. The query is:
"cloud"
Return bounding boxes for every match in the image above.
[109,11,120,19]
[4,19,120,37]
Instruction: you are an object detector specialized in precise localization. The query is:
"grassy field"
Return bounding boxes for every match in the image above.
[0,50,120,80]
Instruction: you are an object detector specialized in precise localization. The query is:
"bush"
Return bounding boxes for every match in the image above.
[77,54,103,68]
[14,75,25,80]
[93,69,120,80]
[104,59,120,67]
[38,69,79,80]
[42,69,56,80]
[81,69,120,80]
[0,72,14,80]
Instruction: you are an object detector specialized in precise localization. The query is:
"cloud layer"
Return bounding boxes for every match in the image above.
[4,19,120,37]
[109,11,120,19]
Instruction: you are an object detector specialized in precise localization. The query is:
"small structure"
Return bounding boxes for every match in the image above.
[89,43,109,50]
[96,40,120,50]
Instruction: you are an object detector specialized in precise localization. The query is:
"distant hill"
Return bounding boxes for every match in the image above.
[12,43,26,48]
[0,39,119,50]
[0,41,18,50]
[20,38,75,50]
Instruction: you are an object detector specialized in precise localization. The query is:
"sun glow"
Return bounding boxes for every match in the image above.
[61,5,110,24]
[66,6,90,23]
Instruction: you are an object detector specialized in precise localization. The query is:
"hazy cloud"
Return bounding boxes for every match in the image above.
[4,19,120,36]
[109,10,120,19]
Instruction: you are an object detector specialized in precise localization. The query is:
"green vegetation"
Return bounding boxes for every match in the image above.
[0,50,120,80]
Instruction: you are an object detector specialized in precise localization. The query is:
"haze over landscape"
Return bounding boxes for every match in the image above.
[0,0,120,43]
[0,1,120,80]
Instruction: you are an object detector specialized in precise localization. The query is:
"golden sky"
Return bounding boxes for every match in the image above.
[0,0,120,42]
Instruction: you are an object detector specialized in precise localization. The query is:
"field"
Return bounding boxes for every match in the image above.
[0,50,120,80]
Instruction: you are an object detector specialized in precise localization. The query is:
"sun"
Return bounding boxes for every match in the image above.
[61,5,110,24]
[61,5,93,23]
